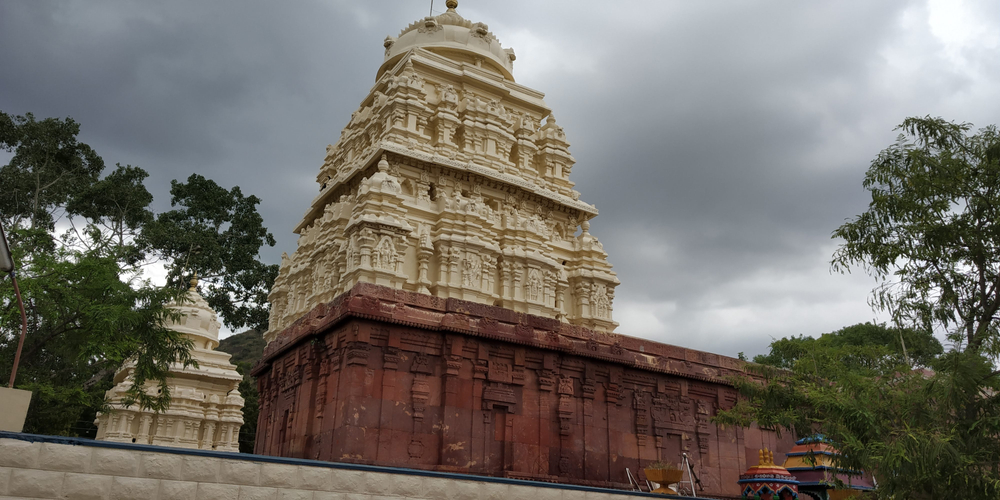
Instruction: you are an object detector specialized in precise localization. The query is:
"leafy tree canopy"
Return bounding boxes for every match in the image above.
[0,111,275,437]
[716,117,1000,499]
[142,175,278,332]
[752,322,942,369]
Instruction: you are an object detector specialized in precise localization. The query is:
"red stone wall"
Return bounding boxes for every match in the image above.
[252,283,794,497]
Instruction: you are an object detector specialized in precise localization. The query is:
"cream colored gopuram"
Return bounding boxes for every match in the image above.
[266,0,618,343]
[95,279,244,451]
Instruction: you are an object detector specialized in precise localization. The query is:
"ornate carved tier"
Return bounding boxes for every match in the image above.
[265,3,618,344]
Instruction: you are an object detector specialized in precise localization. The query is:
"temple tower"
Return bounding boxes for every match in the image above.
[95,279,244,451]
[265,0,619,343]
[253,5,795,493]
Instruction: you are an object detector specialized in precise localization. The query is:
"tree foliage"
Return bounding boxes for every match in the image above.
[0,112,105,232]
[142,175,278,332]
[716,117,1000,499]
[0,111,275,437]
[832,117,1000,355]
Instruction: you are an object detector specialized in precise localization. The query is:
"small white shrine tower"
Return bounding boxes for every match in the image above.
[95,278,244,451]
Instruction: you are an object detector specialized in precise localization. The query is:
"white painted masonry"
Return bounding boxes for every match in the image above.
[0,435,699,500]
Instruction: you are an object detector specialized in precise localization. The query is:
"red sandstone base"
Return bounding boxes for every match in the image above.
[252,283,793,497]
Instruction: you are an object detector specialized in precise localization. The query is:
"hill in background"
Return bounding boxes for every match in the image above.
[217,329,266,453]
[218,329,266,370]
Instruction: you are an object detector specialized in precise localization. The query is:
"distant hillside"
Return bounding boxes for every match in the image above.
[218,329,266,371]
[217,329,266,453]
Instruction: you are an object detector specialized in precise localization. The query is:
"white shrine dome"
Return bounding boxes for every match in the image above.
[165,277,222,350]
[379,0,516,81]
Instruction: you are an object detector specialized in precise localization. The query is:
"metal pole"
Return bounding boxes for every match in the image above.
[7,270,27,388]
[0,223,27,388]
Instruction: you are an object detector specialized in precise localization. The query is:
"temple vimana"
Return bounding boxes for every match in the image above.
[254,2,793,497]
[264,1,619,341]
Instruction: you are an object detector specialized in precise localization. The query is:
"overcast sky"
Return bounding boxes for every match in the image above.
[3,0,999,358]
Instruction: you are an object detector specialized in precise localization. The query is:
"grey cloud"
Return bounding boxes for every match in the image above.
[2,0,998,357]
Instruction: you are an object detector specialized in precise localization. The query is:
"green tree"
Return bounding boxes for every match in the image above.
[0,112,104,231]
[752,322,942,369]
[142,175,278,332]
[716,117,1000,499]
[0,111,276,437]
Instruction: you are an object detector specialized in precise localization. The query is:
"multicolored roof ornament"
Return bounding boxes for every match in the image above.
[738,448,799,500]
[782,436,874,500]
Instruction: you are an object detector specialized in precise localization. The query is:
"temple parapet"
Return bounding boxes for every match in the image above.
[260,282,741,385]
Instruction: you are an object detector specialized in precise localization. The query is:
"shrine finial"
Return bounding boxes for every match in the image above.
[446,0,458,10]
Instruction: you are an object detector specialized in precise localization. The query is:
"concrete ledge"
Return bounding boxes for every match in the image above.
[0,432,712,499]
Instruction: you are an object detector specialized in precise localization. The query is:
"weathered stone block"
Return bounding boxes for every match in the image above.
[422,477,459,500]
[277,489,315,500]
[384,474,423,498]
[160,480,199,500]
[182,455,221,483]
[9,469,64,498]
[110,476,160,500]
[259,463,298,488]
[140,452,183,480]
[360,471,389,495]
[91,448,139,476]
[62,473,113,500]
[451,480,486,500]
[327,470,365,493]
[238,485,278,500]
[296,466,332,490]
[197,482,240,500]
[478,482,510,500]
[40,442,92,472]
[526,486,563,500]
[0,438,40,468]
[220,459,261,486]
[311,493,347,500]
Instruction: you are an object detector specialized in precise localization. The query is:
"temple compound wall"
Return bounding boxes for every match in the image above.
[252,283,794,498]
[0,432,695,499]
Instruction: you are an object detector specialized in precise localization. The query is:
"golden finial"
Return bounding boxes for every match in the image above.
[189,273,198,291]
[758,449,765,465]
[446,0,458,10]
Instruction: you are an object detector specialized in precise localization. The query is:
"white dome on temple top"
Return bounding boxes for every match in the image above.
[165,277,222,350]
[379,0,516,81]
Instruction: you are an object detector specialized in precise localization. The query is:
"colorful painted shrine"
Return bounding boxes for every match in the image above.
[782,436,873,500]
[738,448,799,500]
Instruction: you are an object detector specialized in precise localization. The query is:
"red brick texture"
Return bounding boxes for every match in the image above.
[251,283,794,497]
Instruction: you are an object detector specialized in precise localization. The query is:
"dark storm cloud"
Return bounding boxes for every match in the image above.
[2,0,998,355]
